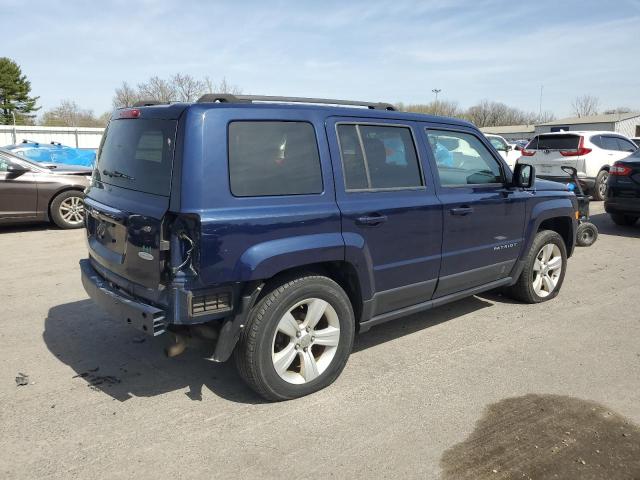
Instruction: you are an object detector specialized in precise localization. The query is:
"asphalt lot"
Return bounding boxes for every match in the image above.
[1,203,639,479]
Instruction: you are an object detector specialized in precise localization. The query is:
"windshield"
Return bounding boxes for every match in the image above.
[95,119,177,196]
[526,134,580,150]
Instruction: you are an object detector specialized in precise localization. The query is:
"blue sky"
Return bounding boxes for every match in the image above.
[4,0,640,118]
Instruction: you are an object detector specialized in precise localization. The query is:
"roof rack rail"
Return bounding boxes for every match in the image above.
[196,93,396,111]
[131,100,168,107]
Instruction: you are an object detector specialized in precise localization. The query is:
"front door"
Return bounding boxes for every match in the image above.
[326,117,442,316]
[0,154,38,221]
[423,126,527,298]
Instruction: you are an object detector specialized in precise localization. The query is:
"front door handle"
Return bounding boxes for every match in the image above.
[450,206,474,216]
[356,214,388,226]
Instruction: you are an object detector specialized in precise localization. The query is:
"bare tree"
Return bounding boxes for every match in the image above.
[172,73,206,102]
[137,76,176,103]
[402,100,463,118]
[204,76,242,95]
[603,107,632,114]
[40,100,106,127]
[112,75,242,108]
[571,95,599,118]
[112,82,141,109]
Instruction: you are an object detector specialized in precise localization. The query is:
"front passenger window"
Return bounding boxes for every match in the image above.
[426,130,504,186]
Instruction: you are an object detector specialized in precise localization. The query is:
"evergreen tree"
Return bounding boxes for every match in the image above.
[0,58,39,125]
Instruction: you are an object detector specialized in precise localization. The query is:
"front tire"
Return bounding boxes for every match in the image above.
[592,170,608,201]
[50,190,85,229]
[235,275,355,401]
[610,213,638,226]
[505,230,567,304]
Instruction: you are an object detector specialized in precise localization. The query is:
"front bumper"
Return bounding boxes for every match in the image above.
[80,259,167,336]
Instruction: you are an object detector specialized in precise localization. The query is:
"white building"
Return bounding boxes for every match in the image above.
[534,112,640,137]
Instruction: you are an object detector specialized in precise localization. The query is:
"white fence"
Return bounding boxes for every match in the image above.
[0,125,104,149]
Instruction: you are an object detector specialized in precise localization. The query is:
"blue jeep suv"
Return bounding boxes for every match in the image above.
[80,94,578,400]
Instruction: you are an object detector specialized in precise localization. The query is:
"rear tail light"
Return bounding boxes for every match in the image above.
[610,163,632,176]
[520,148,535,156]
[560,136,591,157]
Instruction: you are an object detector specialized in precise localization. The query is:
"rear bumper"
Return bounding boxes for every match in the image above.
[80,259,167,336]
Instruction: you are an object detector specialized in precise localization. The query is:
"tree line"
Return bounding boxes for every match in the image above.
[0,57,635,130]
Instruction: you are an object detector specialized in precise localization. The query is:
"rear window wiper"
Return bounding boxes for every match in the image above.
[102,169,135,181]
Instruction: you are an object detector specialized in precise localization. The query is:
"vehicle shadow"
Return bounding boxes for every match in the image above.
[45,295,495,404]
[353,295,493,352]
[589,212,640,239]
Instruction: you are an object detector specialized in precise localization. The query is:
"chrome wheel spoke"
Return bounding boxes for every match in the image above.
[533,259,542,272]
[547,256,562,271]
[301,350,319,382]
[542,275,554,293]
[313,326,340,347]
[305,299,328,329]
[278,312,299,338]
[533,274,542,292]
[273,343,297,375]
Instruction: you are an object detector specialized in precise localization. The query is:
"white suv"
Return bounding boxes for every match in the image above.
[518,131,638,200]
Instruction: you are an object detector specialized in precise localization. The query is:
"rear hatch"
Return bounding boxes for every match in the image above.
[84,109,180,289]
[520,134,588,178]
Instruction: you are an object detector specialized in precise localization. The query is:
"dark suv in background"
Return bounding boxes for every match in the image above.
[81,95,578,401]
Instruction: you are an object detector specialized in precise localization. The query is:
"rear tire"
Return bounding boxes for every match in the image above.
[592,170,608,201]
[505,230,567,304]
[576,222,598,247]
[610,213,638,226]
[235,275,355,401]
[50,190,85,229]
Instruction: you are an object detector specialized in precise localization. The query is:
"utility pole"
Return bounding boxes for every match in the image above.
[432,89,442,115]
[538,85,543,120]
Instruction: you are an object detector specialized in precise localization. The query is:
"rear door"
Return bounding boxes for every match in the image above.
[84,112,178,288]
[326,117,442,315]
[0,154,38,220]
[423,126,527,297]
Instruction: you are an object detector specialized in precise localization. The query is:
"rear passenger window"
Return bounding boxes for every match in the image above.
[426,130,504,186]
[336,124,423,190]
[228,121,322,197]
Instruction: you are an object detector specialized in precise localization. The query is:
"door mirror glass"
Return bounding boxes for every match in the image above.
[513,163,535,188]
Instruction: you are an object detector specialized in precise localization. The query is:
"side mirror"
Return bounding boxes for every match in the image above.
[6,164,30,177]
[512,163,535,189]
[506,145,512,151]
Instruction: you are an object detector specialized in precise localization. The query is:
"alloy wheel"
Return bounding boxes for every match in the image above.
[59,196,84,226]
[532,243,562,298]
[271,298,340,384]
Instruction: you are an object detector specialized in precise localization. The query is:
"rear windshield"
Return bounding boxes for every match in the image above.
[526,134,580,151]
[95,119,177,196]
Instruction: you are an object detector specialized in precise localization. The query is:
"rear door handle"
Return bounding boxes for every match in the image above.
[356,214,388,226]
[450,206,474,216]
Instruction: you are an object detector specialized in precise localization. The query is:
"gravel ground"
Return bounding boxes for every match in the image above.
[1,203,639,479]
